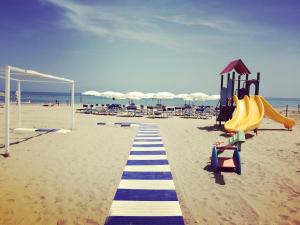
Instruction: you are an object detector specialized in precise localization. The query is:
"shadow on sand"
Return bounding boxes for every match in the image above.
[203,164,226,185]
[197,125,223,132]
[258,128,290,131]
[0,132,47,157]
[198,125,258,139]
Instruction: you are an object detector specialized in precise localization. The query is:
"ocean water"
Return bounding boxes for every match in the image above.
[0,92,299,108]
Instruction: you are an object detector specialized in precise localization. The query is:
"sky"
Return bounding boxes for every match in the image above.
[0,0,299,97]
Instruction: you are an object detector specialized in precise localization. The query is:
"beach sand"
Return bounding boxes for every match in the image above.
[0,104,299,225]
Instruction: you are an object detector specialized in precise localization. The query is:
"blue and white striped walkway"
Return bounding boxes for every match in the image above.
[105,123,185,225]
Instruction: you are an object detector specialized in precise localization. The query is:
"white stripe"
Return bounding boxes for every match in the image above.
[133,141,163,145]
[139,129,159,131]
[137,132,160,135]
[135,134,161,137]
[124,165,171,172]
[110,201,182,216]
[134,137,162,140]
[118,180,175,190]
[131,147,165,151]
[128,155,167,160]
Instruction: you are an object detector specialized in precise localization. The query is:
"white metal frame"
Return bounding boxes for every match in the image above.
[0,65,75,157]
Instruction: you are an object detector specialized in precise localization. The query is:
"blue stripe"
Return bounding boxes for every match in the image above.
[36,128,59,132]
[127,160,169,165]
[105,216,185,225]
[132,144,164,147]
[130,151,166,155]
[114,189,178,201]
[134,139,162,142]
[122,172,173,180]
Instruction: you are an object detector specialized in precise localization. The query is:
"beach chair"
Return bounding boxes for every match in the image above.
[211,131,245,175]
[175,107,182,116]
[167,107,175,117]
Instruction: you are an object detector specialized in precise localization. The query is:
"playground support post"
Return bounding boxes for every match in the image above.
[231,72,235,106]
[227,73,230,107]
[237,75,241,98]
[4,66,10,157]
[255,72,260,95]
[220,74,224,91]
[298,104,300,113]
[286,105,288,117]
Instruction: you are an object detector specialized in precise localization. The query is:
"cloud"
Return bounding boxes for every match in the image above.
[43,0,274,50]
[44,0,180,48]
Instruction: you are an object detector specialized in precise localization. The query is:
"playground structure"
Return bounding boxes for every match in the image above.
[211,131,245,175]
[217,59,296,132]
[216,59,260,126]
[0,65,75,157]
[211,59,296,175]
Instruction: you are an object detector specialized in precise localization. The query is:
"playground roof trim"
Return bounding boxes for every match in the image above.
[220,59,251,75]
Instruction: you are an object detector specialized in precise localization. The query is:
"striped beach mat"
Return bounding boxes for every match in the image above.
[105,124,185,225]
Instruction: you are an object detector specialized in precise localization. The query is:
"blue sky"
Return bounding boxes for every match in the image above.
[0,0,299,97]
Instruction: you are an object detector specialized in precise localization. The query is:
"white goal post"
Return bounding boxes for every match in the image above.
[0,65,75,157]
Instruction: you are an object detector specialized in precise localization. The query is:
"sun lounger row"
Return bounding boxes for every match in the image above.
[76,104,217,118]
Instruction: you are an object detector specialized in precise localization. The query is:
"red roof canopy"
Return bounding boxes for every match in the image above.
[220,59,251,75]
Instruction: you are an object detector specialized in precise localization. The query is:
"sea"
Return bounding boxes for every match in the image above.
[0,91,299,108]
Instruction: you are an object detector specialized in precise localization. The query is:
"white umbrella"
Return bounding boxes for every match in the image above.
[153,92,176,105]
[143,93,155,99]
[100,91,125,99]
[206,94,220,101]
[153,92,176,100]
[190,92,208,101]
[82,90,101,96]
[184,96,193,101]
[176,93,189,99]
[125,91,145,100]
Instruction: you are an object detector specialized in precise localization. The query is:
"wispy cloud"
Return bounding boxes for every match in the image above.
[43,0,273,50]
[44,0,180,48]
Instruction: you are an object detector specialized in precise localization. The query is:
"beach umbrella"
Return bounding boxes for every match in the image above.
[176,93,189,99]
[125,91,145,104]
[100,91,125,99]
[143,93,155,99]
[82,90,101,96]
[125,91,145,100]
[176,93,192,105]
[207,94,220,101]
[153,92,176,100]
[153,92,176,105]
[190,92,208,101]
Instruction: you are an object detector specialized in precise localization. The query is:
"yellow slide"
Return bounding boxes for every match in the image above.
[224,95,295,132]
[259,96,296,129]
[224,95,264,132]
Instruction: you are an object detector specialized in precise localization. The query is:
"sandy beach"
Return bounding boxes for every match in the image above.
[0,104,300,225]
